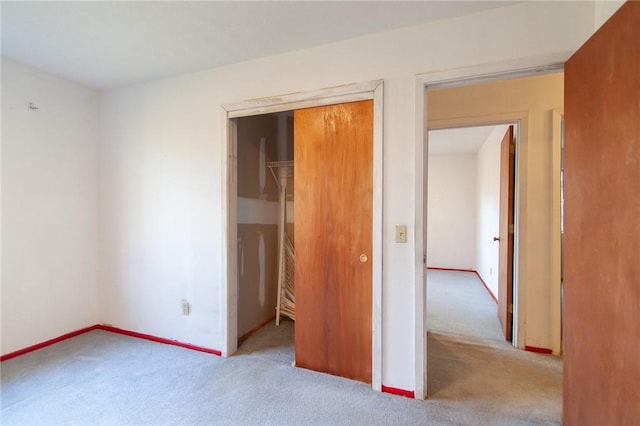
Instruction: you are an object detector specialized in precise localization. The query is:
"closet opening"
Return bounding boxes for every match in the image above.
[222,79,383,389]
[234,111,296,364]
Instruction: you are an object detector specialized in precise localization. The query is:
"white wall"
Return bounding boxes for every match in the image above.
[427,154,476,269]
[98,2,594,391]
[475,125,508,299]
[1,59,100,354]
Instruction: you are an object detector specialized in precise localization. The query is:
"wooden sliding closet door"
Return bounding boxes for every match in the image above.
[294,100,373,383]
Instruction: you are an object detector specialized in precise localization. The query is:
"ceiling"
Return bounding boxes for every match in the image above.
[429,125,508,156]
[1,1,518,90]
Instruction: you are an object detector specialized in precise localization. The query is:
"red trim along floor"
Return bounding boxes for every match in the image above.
[524,345,553,354]
[381,385,415,398]
[3,325,422,398]
[0,325,102,362]
[427,266,475,273]
[472,271,498,304]
[0,324,221,362]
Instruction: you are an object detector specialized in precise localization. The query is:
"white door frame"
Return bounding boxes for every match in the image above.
[221,80,384,391]
[414,54,567,399]
[428,117,524,340]
[551,108,564,356]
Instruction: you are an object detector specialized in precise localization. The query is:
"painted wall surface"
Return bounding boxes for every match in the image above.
[428,73,564,350]
[475,125,508,299]
[1,59,100,354]
[426,154,476,270]
[79,2,590,391]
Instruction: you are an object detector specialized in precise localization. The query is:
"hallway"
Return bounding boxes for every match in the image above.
[427,269,505,345]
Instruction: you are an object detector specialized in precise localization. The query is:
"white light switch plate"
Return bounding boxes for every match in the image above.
[395,225,407,243]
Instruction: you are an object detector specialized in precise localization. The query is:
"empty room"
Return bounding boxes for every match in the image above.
[1,1,637,425]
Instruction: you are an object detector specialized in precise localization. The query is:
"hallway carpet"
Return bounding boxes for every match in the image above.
[427,269,506,345]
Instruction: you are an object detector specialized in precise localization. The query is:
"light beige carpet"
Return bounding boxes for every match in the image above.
[427,269,506,344]
[0,327,560,426]
[1,320,561,425]
[428,332,561,423]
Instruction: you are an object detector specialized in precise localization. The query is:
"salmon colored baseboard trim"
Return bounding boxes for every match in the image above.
[524,345,553,354]
[382,385,415,398]
[427,266,475,273]
[427,267,498,304]
[473,271,498,304]
[0,325,102,361]
[1,324,222,361]
[96,325,222,356]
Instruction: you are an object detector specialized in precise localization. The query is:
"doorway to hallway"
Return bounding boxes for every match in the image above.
[426,123,515,344]
[424,72,565,352]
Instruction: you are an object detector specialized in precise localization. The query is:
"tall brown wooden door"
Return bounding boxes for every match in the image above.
[497,125,515,341]
[294,100,373,384]
[563,2,640,424]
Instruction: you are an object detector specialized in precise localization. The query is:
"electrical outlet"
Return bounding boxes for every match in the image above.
[181,299,190,315]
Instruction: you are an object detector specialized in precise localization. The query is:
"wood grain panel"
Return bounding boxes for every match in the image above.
[294,100,373,383]
[497,126,514,341]
[563,2,640,424]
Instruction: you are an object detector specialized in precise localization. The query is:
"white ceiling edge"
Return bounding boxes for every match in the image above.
[429,125,510,156]
[1,1,520,90]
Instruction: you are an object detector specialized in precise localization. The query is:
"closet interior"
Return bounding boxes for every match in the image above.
[235,111,295,348]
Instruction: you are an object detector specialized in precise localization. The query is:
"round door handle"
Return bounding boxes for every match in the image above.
[359,254,368,263]
[493,236,500,242]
